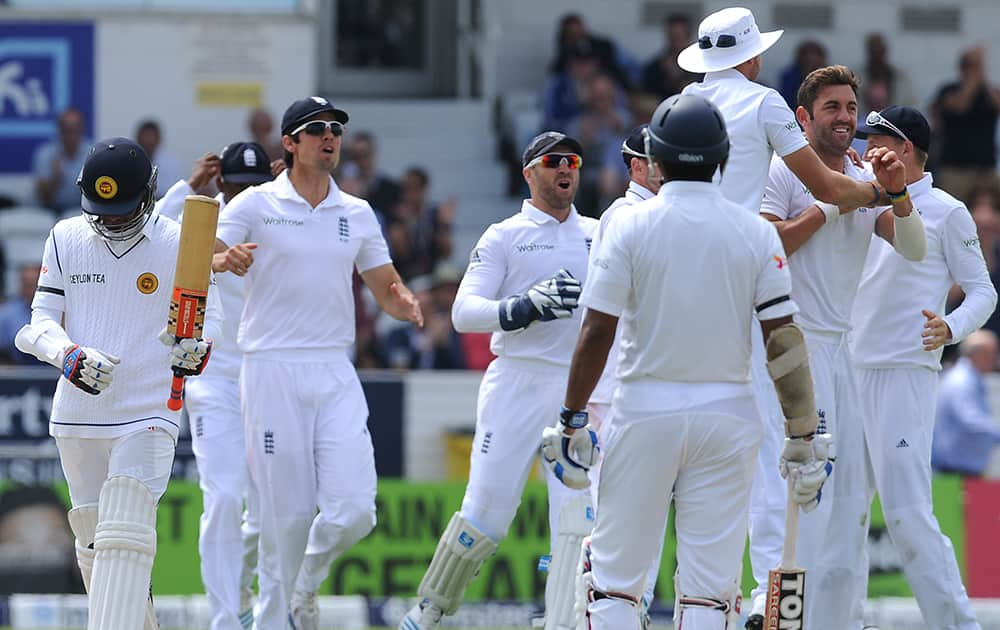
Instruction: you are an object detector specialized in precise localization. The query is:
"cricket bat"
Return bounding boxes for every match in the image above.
[165,195,220,411]
[764,477,806,629]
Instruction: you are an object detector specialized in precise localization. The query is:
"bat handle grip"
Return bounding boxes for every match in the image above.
[167,372,185,411]
[781,474,800,570]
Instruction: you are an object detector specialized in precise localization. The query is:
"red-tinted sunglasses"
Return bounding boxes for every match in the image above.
[526,153,583,169]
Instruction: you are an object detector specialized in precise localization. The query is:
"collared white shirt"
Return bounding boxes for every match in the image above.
[589,180,655,404]
[216,170,391,355]
[33,213,223,440]
[683,69,808,212]
[851,174,997,370]
[583,180,796,385]
[761,154,888,334]
[452,200,597,367]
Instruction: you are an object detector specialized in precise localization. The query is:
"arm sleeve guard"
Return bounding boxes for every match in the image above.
[892,208,927,261]
[765,322,819,438]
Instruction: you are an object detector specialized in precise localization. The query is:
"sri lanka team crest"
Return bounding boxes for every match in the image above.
[137,272,158,294]
[95,175,117,199]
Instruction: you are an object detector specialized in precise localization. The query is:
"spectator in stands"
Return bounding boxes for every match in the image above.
[931,46,1000,204]
[135,119,182,198]
[968,187,1000,338]
[932,329,1000,476]
[247,108,284,161]
[381,265,466,370]
[0,264,40,365]
[852,79,892,156]
[778,40,827,109]
[641,13,701,101]
[343,131,400,219]
[386,167,455,280]
[32,107,90,215]
[541,44,604,134]
[861,33,916,110]
[549,13,634,90]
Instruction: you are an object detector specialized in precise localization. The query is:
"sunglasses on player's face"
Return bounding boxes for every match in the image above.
[289,120,345,138]
[526,153,583,170]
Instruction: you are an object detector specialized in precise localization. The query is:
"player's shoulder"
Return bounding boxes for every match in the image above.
[924,185,967,218]
[576,213,599,234]
[336,188,376,213]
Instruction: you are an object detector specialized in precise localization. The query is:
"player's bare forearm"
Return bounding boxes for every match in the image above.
[362,263,424,325]
[564,308,618,411]
[762,210,825,256]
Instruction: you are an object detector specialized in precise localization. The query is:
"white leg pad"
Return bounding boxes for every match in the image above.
[88,476,158,630]
[68,504,98,592]
[545,495,595,630]
[418,512,498,615]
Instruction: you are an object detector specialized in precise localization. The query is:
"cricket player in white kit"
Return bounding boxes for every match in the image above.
[676,10,904,626]
[400,131,598,630]
[14,138,221,630]
[215,97,423,630]
[852,106,997,629]
[761,67,927,630]
[157,142,273,630]
[550,94,830,630]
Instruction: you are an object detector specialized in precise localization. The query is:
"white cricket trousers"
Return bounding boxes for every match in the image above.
[460,357,590,549]
[588,388,761,630]
[796,331,872,630]
[857,367,980,630]
[186,375,259,630]
[242,352,377,630]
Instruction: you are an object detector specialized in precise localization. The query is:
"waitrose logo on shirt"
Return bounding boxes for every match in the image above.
[262,216,305,226]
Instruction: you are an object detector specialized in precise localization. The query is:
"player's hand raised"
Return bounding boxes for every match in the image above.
[780,433,834,512]
[61,344,120,395]
[215,242,258,276]
[541,421,599,490]
[867,146,906,195]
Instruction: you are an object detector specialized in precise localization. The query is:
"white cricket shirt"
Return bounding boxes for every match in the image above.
[216,171,391,356]
[851,174,998,370]
[33,214,223,440]
[589,180,656,404]
[682,69,809,212]
[583,180,797,385]
[157,180,244,381]
[761,154,889,334]
[452,200,597,367]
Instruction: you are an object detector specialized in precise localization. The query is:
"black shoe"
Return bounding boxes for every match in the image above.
[745,613,763,630]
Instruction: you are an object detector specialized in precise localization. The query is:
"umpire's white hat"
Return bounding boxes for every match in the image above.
[678,7,783,73]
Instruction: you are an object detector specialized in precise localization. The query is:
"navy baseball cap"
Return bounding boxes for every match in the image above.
[77,138,155,216]
[281,96,349,136]
[855,106,931,153]
[521,131,585,168]
[622,124,649,158]
[220,142,272,184]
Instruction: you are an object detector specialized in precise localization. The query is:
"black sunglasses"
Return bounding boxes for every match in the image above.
[698,34,737,49]
[289,120,345,137]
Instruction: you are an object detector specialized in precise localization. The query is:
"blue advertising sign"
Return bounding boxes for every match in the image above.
[0,22,94,173]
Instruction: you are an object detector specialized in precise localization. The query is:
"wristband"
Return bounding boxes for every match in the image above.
[869,182,881,206]
[816,202,839,225]
[559,406,589,429]
[886,187,909,204]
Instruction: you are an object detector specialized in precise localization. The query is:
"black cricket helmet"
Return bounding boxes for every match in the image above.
[77,137,158,242]
[646,94,729,167]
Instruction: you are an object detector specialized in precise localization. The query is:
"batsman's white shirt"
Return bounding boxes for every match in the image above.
[761,154,889,333]
[851,173,997,369]
[216,171,391,355]
[33,214,223,441]
[682,69,808,212]
[453,201,597,366]
[583,180,797,386]
[589,181,655,405]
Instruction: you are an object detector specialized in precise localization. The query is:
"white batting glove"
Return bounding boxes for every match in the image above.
[541,410,599,490]
[61,345,120,395]
[780,433,834,512]
[159,329,213,376]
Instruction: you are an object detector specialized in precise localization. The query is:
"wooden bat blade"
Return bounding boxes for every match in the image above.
[764,568,805,629]
[166,195,220,339]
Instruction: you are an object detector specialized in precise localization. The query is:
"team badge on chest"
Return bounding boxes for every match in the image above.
[137,272,158,294]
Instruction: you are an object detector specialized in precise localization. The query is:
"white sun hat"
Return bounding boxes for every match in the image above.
[677,7,784,74]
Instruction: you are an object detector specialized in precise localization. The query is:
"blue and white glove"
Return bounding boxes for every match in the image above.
[61,344,120,395]
[540,408,599,490]
[780,433,834,512]
[499,269,581,331]
[159,329,213,376]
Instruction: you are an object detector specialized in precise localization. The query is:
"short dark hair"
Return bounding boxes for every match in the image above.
[797,65,860,116]
[665,13,690,27]
[404,166,429,188]
[135,119,160,137]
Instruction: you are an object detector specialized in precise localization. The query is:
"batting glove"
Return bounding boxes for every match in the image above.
[541,410,599,490]
[780,433,834,512]
[61,345,120,395]
[499,269,581,330]
[169,338,213,376]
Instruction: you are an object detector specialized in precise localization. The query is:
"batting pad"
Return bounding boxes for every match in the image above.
[418,512,497,615]
[765,323,818,438]
[88,476,157,630]
[67,504,98,592]
[545,495,595,630]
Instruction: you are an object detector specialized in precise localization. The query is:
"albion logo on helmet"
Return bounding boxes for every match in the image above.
[677,153,705,162]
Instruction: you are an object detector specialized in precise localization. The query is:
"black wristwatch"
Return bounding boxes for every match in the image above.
[559,406,589,429]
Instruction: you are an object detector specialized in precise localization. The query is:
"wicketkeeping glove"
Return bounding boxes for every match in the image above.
[541,417,599,490]
[61,345,120,395]
[499,269,581,331]
[780,433,834,512]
